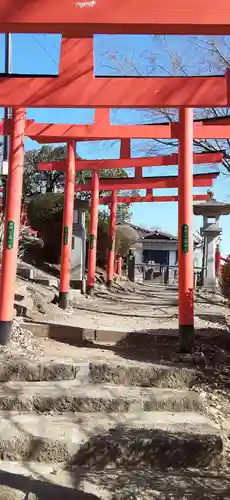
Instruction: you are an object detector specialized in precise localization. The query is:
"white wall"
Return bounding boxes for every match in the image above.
[169,250,177,267]
[134,246,143,265]
[193,247,202,268]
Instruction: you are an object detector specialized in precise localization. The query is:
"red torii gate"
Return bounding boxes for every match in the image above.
[0,109,225,349]
[0,38,228,108]
[0,8,229,350]
[87,174,218,294]
[40,146,218,295]
[76,171,218,293]
[38,149,221,297]
[37,134,219,304]
[101,193,210,288]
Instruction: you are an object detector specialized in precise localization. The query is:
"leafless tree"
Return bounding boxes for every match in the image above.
[102,35,230,172]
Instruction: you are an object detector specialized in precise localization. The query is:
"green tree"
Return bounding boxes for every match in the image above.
[24,144,133,221]
[23,145,66,197]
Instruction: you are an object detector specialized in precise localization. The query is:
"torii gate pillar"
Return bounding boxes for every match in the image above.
[87,171,99,295]
[178,108,194,353]
[107,190,117,289]
[0,108,26,344]
[59,140,75,309]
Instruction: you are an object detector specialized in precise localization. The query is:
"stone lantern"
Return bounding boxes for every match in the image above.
[193,192,230,287]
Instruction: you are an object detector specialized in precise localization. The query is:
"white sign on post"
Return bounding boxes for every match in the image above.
[0,160,9,176]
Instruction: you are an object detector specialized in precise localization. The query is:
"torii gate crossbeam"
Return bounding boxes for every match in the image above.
[75,172,219,191]
[0,0,230,36]
[37,152,224,172]
[0,38,229,108]
[2,118,230,141]
[99,194,209,204]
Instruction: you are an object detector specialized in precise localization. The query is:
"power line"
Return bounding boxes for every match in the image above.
[43,33,61,53]
[32,35,57,66]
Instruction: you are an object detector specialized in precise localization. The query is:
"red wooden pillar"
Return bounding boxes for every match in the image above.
[107,190,117,289]
[0,108,26,345]
[117,256,123,277]
[87,171,99,295]
[59,140,75,309]
[215,245,221,276]
[178,108,194,352]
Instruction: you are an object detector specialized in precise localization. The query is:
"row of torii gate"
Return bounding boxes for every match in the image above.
[38,137,220,294]
[0,0,230,352]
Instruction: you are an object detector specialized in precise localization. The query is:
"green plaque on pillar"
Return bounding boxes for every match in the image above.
[63,226,68,246]
[182,224,189,253]
[6,221,15,250]
[89,235,94,249]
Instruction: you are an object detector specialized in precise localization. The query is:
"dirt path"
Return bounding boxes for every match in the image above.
[40,282,229,333]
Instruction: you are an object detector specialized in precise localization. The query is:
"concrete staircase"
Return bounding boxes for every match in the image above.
[0,355,224,499]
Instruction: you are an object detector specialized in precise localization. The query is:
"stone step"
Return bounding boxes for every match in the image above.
[0,462,228,500]
[0,380,202,413]
[0,411,222,468]
[89,361,196,388]
[0,356,196,388]
[0,356,88,382]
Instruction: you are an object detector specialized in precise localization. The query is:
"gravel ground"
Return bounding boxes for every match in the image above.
[29,281,227,333]
[0,320,45,360]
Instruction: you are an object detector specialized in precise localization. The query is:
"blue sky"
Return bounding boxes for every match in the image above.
[0,33,230,255]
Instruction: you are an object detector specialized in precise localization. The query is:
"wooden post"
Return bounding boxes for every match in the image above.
[0,108,26,345]
[178,107,195,352]
[107,190,117,289]
[59,140,75,309]
[87,171,99,295]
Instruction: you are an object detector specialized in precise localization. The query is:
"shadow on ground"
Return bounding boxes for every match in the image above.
[92,325,230,394]
[69,468,230,499]
[2,465,230,499]
[0,468,99,499]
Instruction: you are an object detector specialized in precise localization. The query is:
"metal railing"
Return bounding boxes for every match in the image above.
[132,263,204,286]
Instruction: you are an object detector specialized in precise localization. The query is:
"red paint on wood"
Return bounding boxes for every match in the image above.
[87,171,99,293]
[215,247,221,276]
[59,140,75,297]
[107,191,117,287]
[75,172,219,191]
[178,108,194,345]
[0,0,230,36]
[37,152,223,172]
[120,139,131,159]
[2,118,230,141]
[0,38,228,108]
[99,194,209,204]
[0,109,26,327]
[30,123,230,141]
